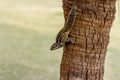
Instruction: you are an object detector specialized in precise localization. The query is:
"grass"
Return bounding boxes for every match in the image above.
[0,0,120,80]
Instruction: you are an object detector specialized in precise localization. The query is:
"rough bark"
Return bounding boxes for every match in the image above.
[60,0,116,80]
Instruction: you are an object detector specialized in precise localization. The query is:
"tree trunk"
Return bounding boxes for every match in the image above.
[60,0,116,80]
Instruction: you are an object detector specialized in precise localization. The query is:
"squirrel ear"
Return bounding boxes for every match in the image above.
[50,43,58,50]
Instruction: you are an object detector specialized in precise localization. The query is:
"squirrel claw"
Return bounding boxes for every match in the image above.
[70,38,75,44]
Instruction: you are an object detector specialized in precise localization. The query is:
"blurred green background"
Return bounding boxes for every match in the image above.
[0,0,119,80]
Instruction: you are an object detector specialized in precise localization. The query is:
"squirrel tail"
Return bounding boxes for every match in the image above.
[64,5,77,30]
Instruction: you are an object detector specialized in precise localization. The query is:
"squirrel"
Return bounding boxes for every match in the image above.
[50,5,77,50]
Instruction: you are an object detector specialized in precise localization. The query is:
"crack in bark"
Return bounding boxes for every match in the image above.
[85,25,88,54]
[67,70,70,80]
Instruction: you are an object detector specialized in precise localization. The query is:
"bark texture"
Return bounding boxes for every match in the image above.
[60,0,116,80]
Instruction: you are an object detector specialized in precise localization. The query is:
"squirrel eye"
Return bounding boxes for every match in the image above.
[53,43,58,47]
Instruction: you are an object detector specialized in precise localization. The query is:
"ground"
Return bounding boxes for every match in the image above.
[0,0,120,80]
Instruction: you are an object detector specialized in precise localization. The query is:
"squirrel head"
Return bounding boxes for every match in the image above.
[50,43,64,50]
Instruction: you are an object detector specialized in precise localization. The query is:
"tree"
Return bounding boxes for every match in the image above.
[59,0,117,80]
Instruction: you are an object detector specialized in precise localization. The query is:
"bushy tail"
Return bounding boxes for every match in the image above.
[65,5,77,30]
